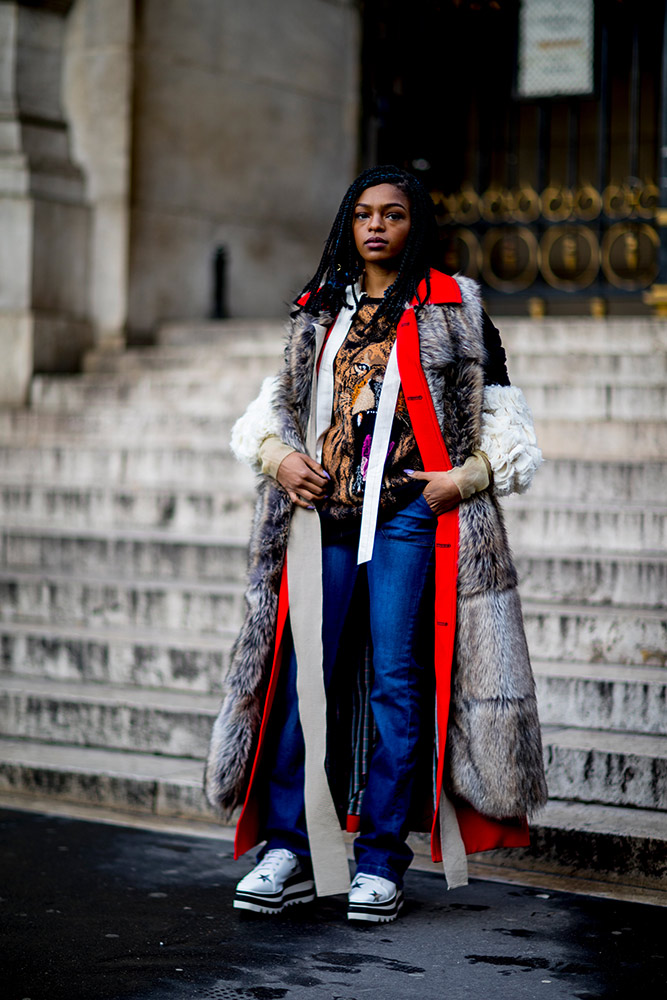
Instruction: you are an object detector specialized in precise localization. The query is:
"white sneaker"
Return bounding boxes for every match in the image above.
[347,873,404,923]
[233,849,315,914]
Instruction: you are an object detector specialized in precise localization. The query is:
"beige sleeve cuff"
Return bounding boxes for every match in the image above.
[448,450,491,499]
[258,435,296,479]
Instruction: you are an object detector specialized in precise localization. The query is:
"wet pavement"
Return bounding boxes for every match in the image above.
[2,807,665,1000]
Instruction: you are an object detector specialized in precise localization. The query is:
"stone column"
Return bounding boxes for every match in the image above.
[0,0,91,405]
[63,0,134,352]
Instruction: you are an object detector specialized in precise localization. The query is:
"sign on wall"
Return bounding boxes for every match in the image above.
[518,0,595,98]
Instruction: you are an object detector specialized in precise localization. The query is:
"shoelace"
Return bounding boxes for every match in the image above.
[255,850,295,877]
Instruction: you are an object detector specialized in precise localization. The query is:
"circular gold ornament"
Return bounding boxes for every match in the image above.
[452,185,481,225]
[602,183,636,219]
[573,184,602,222]
[541,185,574,222]
[636,182,659,220]
[438,227,482,279]
[480,186,512,223]
[510,185,541,223]
[540,225,600,291]
[601,223,659,290]
[482,226,540,292]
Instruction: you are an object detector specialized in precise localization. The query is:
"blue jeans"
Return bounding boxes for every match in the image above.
[261,494,437,887]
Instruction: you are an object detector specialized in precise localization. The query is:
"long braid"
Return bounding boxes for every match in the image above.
[295,166,437,330]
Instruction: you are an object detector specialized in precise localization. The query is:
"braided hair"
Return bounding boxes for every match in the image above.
[295,165,438,331]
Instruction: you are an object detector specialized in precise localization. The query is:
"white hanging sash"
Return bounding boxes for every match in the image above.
[356,341,401,564]
[315,284,403,565]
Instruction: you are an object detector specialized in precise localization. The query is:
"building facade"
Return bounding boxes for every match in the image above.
[2,0,667,404]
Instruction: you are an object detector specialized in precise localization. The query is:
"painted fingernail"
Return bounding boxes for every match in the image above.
[307,505,315,510]
[323,472,331,479]
[405,469,414,475]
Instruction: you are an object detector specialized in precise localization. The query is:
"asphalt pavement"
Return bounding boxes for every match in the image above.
[2,807,665,1000]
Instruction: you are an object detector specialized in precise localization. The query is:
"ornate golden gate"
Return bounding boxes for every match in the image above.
[361,0,667,313]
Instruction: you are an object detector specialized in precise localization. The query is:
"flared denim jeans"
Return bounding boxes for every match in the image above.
[262,494,437,887]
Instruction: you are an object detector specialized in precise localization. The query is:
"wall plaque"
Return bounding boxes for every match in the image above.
[518,0,595,98]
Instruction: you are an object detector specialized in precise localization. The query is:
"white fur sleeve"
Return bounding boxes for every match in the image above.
[230,376,282,471]
[479,385,543,496]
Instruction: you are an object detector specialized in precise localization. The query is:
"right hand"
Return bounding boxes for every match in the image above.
[276,451,330,509]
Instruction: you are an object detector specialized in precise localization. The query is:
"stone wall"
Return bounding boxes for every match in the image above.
[0,0,91,404]
[126,0,360,337]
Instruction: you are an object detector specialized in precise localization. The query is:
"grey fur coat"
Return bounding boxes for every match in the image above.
[205,276,548,832]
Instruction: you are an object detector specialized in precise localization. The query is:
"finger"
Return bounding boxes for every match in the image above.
[301,456,330,481]
[298,469,330,490]
[288,490,313,510]
[287,481,325,501]
[406,469,430,481]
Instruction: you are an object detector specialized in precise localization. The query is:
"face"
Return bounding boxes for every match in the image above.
[353,183,411,267]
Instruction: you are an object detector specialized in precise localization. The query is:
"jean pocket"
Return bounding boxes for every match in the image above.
[415,492,437,518]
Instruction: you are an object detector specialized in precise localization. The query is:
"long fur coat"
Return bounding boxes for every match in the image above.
[205,276,548,832]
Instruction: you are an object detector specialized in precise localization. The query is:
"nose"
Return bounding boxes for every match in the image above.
[369,212,385,231]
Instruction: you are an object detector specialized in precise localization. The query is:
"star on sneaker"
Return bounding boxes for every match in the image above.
[347,873,403,923]
[233,849,315,914]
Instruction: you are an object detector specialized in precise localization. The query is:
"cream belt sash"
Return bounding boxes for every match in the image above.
[315,284,402,565]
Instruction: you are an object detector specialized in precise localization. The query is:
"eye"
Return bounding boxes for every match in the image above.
[387,212,405,221]
[355,211,369,220]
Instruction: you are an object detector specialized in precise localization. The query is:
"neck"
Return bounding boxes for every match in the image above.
[362,261,399,298]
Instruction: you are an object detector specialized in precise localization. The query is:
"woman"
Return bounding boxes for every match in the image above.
[205,165,547,923]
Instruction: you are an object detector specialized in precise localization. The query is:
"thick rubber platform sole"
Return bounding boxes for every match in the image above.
[233,878,315,915]
[347,889,404,923]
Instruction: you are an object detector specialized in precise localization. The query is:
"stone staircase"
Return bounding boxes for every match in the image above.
[0,316,665,899]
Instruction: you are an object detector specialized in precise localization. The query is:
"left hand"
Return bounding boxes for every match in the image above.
[407,469,461,516]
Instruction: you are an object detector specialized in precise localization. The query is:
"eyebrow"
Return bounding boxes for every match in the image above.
[355,202,408,210]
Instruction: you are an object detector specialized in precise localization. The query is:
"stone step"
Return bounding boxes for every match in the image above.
[515,549,666,608]
[83,343,284,375]
[0,570,246,632]
[534,661,667,734]
[523,600,666,667]
[0,619,233,693]
[542,725,667,810]
[0,407,239,444]
[0,441,244,486]
[533,418,667,460]
[509,351,667,380]
[522,381,667,421]
[29,373,267,415]
[503,498,667,553]
[0,480,254,534]
[481,798,667,894]
[498,317,667,354]
[0,738,210,820]
[157,318,286,347]
[0,523,248,581]
[0,676,218,759]
[522,459,666,503]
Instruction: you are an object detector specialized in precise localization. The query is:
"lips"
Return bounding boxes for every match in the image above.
[365,238,388,246]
